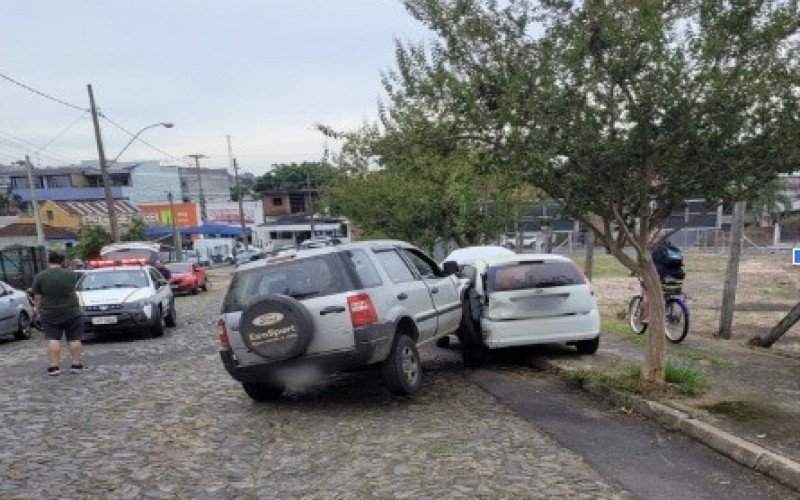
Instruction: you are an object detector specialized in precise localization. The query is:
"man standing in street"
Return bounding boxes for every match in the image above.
[32,251,83,376]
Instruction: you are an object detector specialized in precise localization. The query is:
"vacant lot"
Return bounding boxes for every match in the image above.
[587,251,800,353]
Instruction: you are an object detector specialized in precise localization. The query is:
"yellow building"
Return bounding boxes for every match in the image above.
[20,200,140,232]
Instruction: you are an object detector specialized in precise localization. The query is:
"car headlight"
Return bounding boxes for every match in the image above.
[128,299,153,318]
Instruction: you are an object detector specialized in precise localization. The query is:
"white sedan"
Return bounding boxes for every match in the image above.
[442,248,600,366]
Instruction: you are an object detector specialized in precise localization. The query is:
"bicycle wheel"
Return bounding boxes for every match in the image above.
[664,297,690,343]
[628,295,647,334]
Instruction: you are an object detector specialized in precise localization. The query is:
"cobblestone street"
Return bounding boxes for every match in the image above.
[0,269,624,499]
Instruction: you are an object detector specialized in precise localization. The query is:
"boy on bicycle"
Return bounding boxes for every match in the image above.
[642,240,685,323]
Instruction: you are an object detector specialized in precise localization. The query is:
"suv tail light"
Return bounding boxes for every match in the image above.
[347,293,378,327]
[216,317,231,350]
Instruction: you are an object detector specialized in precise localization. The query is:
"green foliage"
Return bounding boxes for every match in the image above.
[77,225,112,260]
[252,162,337,195]
[121,217,147,242]
[562,362,707,396]
[749,178,792,221]
[664,363,708,396]
[389,0,799,267]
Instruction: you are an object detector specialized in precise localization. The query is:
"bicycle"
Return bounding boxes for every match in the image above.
[628,278,690,343]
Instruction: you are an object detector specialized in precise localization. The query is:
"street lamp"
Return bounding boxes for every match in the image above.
[107,122,174,169]
[99,122,174,242]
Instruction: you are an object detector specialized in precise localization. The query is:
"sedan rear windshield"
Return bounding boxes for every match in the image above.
[222,254,353,313]
[487,261,585,292]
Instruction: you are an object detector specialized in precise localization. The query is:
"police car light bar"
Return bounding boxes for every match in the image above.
[88,258,149,268]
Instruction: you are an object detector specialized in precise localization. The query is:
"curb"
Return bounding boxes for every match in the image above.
[529,356,800,493]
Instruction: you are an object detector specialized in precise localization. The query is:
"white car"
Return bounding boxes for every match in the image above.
[443,251,600,366]
[76,265,177,338]
[0,281,34,341]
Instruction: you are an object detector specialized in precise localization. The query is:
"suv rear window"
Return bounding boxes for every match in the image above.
[222,254,353,312]
[487,260,585,292]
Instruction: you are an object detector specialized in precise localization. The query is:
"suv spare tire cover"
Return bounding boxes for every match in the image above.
[239,294,314,361]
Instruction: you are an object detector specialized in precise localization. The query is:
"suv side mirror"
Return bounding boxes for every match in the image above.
[442,261,459,276]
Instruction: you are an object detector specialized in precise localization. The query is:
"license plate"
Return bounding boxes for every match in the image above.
[92,316,118,325]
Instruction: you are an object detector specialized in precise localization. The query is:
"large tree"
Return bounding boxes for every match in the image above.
[320,119,540,252]
[252,162,337,195]
[382,0,799,383]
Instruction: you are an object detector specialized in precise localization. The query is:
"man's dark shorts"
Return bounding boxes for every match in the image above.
[42,316,83,342]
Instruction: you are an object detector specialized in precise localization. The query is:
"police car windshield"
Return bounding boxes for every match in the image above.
[78,270,150,290]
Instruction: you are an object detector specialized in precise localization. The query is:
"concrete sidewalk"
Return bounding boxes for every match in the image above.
[534,327,800,465]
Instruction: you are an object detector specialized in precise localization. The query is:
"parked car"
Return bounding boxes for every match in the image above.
[184,250,211,267]
[448,253,600,366]
[0,280,34,341]
[235,248,267,266]
[76,265,177,338]
[217,240,464,401]
[501,235,537,249]
[165,262,209,295]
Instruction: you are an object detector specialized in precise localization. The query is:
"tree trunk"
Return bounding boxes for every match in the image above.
[640,255,666,384]
[543,225,553,253]
[750,301,800,348]
[718,201,746,339]
[584,229,594,281]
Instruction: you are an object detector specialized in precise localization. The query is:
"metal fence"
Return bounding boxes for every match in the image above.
[0,246,45,290]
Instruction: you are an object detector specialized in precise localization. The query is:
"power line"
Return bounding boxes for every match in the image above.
[37,112,88,153]
[0,130,76,164]
[0,131,77,165]
[0,72,88,112]
[99,113,186,163]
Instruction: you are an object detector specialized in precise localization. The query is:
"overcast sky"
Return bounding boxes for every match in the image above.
[0,1,427,175]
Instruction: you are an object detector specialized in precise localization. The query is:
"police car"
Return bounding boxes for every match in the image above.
[77,261,177,338]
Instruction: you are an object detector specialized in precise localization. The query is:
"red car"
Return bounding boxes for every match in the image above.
[165,262,208,295]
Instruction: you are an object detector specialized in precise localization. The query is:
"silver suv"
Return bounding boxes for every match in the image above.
[217,240,464,401]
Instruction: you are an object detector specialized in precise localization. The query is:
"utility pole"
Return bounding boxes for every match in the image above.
[25,155,45,248]
[167,192,182,261]
[232,158,248,245]
[584,226,595,281]
[226,135,248,246]
[718,201,746,338]
[188,154,207,224]
[87,84,119,242]
[306,171,315,238]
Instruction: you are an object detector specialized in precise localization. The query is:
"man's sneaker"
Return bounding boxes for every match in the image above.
[47,366,61,376]
[70,364,85,373]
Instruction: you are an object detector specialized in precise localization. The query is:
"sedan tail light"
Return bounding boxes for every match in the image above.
[216,317,231,350]
[347,293,378,327]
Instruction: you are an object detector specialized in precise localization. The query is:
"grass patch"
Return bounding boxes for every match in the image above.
[664,363,707,396]
[669,348,736,368]
[700,400,772,421]
[562,361,707,397]
[602,320,646,345]
[582,255,630,279]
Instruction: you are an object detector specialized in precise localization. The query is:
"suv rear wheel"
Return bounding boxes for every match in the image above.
[242,381,284,402]
[381,334,422,396]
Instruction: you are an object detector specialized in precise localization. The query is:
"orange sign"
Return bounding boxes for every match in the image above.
[138,203,199,228]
